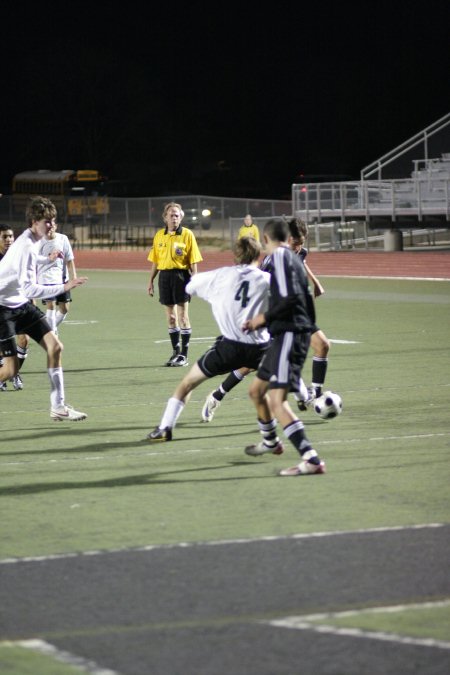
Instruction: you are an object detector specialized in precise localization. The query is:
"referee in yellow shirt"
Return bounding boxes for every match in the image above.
[237,214,260,242]
[148,202,203,366]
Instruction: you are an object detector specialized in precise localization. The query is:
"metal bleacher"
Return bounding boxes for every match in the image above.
[292,112,450,250]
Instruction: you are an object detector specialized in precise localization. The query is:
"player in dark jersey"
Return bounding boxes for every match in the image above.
[242,218,326,476]
[201,217,329,418]
[287,218,331,409]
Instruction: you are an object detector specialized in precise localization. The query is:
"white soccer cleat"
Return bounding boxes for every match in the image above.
[10,374,24,390]
[170,354,188,367]
[279,458,326,476]
[201,392,221,422]
[50,404,87,422]
[165,351,180,366]
[294,386,316,412]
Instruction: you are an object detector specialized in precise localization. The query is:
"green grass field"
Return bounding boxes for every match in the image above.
[1,272,449,671]
[1,271,449,559]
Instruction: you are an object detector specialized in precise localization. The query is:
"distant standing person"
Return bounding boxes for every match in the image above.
[0,224,29,391]
[147,202,203,367]
[0,197,88,420]
[238,214,260,242]
[37,220,77,334]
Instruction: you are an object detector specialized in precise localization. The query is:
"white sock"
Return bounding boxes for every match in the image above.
[48,367,65,409]
[160,397,185,429]
[46,309,56,331]
[294,378,309,402]
[17,345,28,363]
[55,311,67,327]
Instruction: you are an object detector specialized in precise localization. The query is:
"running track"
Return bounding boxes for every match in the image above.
[75,249,450,278]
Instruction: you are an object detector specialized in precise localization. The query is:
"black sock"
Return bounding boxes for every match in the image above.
[312,357,328,397]
[169,328,180,354]
[257,418,279,448]
[180,328,191,357]
[284,420,315,457]
[213,370,246,400]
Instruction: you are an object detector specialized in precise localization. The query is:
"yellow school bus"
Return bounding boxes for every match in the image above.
[12,169,109,222]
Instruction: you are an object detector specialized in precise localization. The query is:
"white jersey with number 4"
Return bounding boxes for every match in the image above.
[186,265,270,344]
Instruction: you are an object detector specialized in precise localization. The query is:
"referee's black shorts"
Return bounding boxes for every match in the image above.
[198,336,269,378]
[158,269,191,305]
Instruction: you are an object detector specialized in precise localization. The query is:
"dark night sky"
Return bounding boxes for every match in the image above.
[2,2,449,198]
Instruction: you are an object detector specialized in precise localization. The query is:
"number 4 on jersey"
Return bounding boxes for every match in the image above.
[235,280,250,308]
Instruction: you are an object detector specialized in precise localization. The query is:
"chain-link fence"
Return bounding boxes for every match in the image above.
[0,193,291,249]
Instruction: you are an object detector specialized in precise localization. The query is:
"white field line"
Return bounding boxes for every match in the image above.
[317,431,450,445]
[0,523,446,565]
[154,336,363,345]
[2,388,449,418]
[318,275,450,282]
[0,431,449,468]
[329,339,361,344]
[0,639,119,674]
[2,380,449,418]
[268,599,450,651]
[154,336,217,344]
[73,267,450,282]
[0,447,203,467]
[2,604,449,666]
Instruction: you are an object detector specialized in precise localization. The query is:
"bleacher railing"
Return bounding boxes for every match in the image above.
[292,176,450,223]
[361,112,450,180]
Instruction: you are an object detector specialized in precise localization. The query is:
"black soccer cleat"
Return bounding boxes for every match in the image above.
[147,426,172,442]
[165,351,180,366]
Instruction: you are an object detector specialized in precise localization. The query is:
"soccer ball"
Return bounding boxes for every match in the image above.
[314,391,343,419]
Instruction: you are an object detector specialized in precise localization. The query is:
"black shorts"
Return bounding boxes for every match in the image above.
[158,269,191,306]
[0,302,51,357]
[257,331,311,392]
[42,286,72,304]
[197,336,269,378]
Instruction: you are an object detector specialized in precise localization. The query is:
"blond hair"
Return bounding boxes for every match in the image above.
[162,202,184,221]
[233,236,262,264]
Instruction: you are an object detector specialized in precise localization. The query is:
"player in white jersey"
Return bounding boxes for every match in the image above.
[0,196,88,421]
[200,216,328,419]
[37,222,76,333]
[147,236,272,442]
[0,224,29,390]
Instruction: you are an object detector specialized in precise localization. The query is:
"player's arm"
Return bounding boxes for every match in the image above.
[242,312,266,332]
[64,276,88,291]
[304,260,324,297]
[185,269,216,300]
[21,250,85,299]
[66,259,76,281]
[36,249,63,264]
[148,262,159,296]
